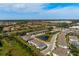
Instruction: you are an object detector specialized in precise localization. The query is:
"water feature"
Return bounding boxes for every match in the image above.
[38,35,49,41]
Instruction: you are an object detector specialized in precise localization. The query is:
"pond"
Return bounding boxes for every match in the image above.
[38,35,49,41]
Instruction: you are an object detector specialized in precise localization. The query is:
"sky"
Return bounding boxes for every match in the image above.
[0,3,79,20]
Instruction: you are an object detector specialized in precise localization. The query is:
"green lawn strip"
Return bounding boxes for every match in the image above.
[49,31,59,40]
[65,34,70,46]
[55,33,60,47]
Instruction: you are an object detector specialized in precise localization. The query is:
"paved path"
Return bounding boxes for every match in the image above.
[41,33,59,55]
[52,29,70,56]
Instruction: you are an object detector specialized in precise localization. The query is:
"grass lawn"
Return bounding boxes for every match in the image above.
[0,39,10,56]
[0,35,41,56]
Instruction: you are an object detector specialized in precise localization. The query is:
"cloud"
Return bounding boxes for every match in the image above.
[0,3,79,19]
[45,6,79,19]
[0,3,44,13]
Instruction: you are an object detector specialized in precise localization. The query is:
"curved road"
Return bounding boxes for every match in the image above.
[41,33,59,55]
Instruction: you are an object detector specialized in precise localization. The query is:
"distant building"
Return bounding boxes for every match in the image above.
[69,26,79,29]
[29,30,48,35]
[21,36,31,41]
[69,36,79,48]
[46,21,72,23]
[69,27,79,35]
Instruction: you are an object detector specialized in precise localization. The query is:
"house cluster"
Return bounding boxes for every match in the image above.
[2,21,55,33]
[28,30,48,35]
[3,25,21,32]
[21,35,47,50]
[3,26,15,32]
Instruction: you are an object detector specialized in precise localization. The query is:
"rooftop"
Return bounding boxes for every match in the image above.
[69,36,79,42]
[28,38,47,49]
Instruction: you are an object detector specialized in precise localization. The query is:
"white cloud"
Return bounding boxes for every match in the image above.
[0,3,79,19]
[0,3,44,13]
[45,6,79,19]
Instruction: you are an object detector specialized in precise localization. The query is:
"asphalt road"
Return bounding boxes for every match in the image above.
[41,33,59,55]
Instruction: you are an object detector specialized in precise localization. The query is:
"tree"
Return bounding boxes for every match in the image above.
[69,44,79,56]
[0,26,3,33]
[48,27,53,31]
[57,23,70,28]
